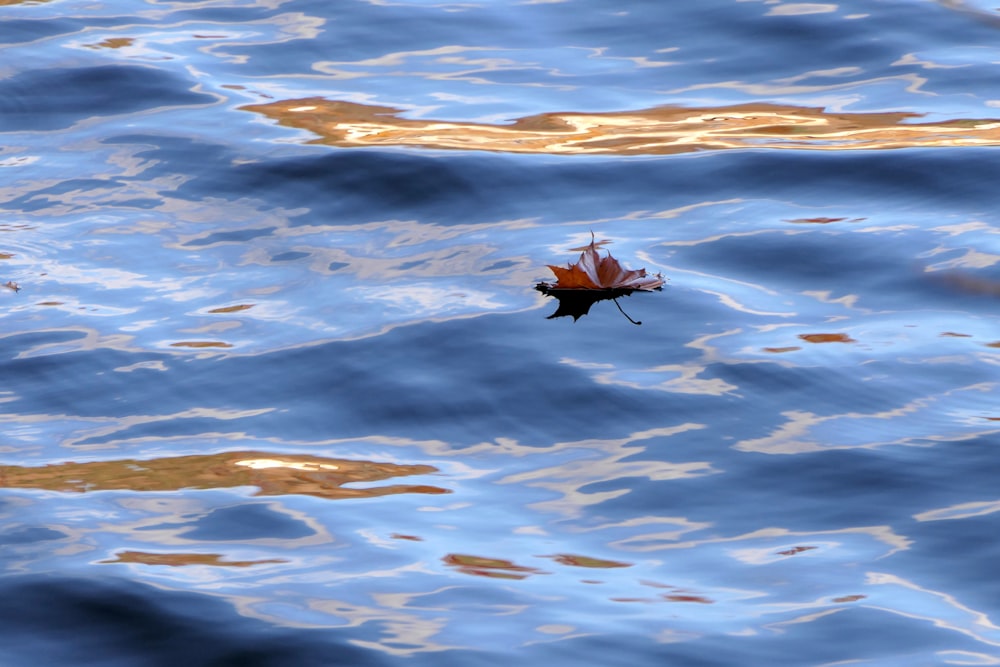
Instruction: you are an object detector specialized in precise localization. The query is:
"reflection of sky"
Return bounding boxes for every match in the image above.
[3,177,998,356]
[6,0,1000,123]
[4,0,1000,662]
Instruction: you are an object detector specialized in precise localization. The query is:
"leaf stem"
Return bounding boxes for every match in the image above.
[612,298,641,325]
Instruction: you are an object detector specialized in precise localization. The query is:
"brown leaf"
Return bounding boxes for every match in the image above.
[535,235,664,322]
[544,236,664,291]
[567,238,613,252]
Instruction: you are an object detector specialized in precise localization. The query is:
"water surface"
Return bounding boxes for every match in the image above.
[2,1,1000,665]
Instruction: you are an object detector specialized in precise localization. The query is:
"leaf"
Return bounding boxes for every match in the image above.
[535,235,664,322]
[544,235,664,291]
[567,238,613,252]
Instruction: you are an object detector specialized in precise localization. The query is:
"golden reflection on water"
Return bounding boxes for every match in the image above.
[0,450,448,499]
[100,550,287,567]
[443,553,544,579]
[798,332,856,344]
[84,37,135,50]
[241,98,1000,154]
[169,340,234,348]
[545,553,631,568]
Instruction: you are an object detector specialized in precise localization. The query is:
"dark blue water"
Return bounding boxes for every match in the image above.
[3,1,1000,665]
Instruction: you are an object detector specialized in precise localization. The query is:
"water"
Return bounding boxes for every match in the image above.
[2,0,1000,664]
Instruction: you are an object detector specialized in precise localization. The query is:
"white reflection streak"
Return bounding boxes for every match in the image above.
[765,3,838,16]
[352,284,506,313]
[497,424,715,518]
[584,515,712,545]
[735,382,998,455]
[317,45,499,69]
[667,72,930,97]
[303,590,461,655]
[612,525,911,556]
[865,572,1000,648]
[590,361,738,395]
[564,330,743,396]
[234,458,339,471]
[0,406,277,451]
[914,499,1000,522]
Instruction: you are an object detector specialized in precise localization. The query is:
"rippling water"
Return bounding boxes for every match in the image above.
[3,1,1000,665]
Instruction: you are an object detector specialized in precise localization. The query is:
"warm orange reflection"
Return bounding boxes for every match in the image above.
[610,590,715,604]
[546,553,632,568]
[639,579,716,605]
[169,340,234,348]
[85,37,135,50]
[798,333,856,343]
[241,98,1000,155]
[100,550,287,567]
[0,450,448,499]
[784,217,864,224]
[443,553,544,579]
[937,271,1000,298]
[206,304,255,314]
[662,594,714,604]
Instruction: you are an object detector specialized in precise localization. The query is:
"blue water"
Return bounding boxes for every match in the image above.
[3,0,1000,665]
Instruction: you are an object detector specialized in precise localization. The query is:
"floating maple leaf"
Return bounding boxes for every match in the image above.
[543,237,664,292]
[536,236,664,323]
